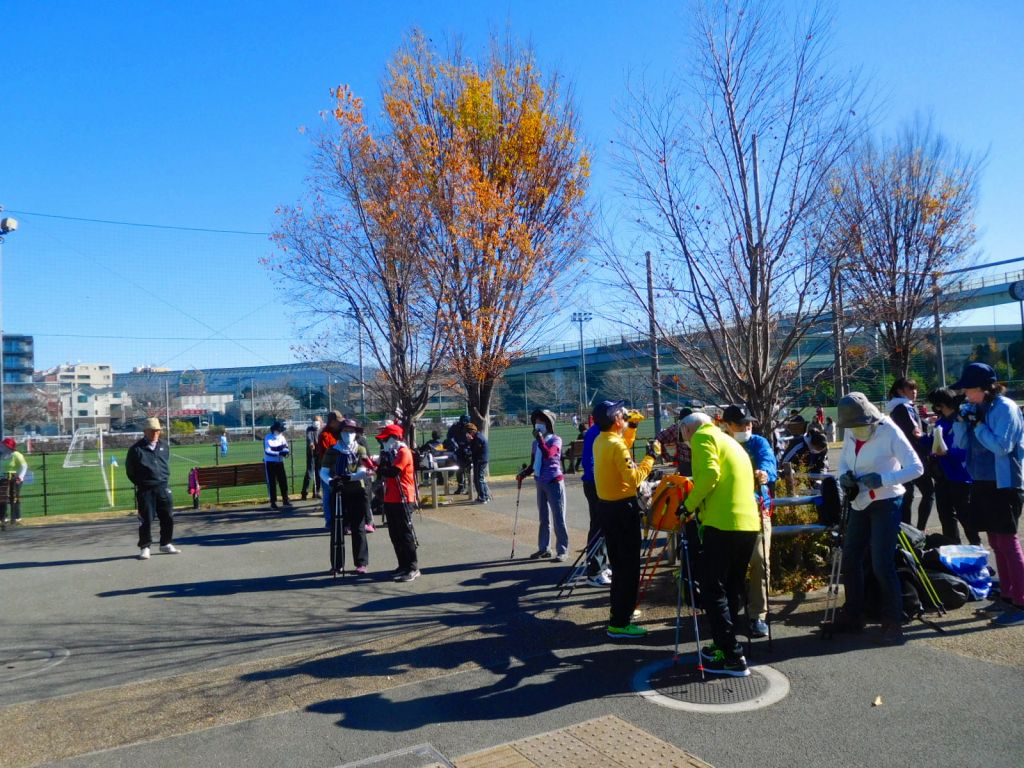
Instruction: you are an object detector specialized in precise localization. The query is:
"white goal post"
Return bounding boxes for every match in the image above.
[64,427,113,506]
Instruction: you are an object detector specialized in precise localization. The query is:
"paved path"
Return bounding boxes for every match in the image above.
[1,476,1022,767]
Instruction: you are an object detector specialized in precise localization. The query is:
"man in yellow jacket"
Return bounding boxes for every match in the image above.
[680,412,760,676]
[592,400,661,639]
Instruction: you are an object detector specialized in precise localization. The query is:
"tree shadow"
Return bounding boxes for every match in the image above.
[0,555,135,570]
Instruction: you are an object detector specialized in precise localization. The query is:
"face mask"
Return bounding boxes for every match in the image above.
[534,424,546,435]
[732,430,752,443]
[850,425,875,440]
[340,432,356,446]
[384,437,398,450]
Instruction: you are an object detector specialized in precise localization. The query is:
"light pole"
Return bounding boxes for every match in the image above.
[571,311,592,418]
[0,211,19,437]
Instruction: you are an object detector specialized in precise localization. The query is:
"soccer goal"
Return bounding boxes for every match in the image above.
[64,427,113,506]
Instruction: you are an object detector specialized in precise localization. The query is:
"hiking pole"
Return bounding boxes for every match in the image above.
[673,565,684,663]
[762,513,773,653]
[510,467,526,559]
[558,534,606,597]
[897,528,946,616]
[680,522,705,680]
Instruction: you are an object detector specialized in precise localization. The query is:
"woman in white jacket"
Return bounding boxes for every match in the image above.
[829,392,924,645]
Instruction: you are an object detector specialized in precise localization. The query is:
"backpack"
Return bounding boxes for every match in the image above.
[924,570,971,610]
[817,475,844,527]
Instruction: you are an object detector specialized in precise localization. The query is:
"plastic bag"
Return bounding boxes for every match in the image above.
[938,545,990,600]
[931,425,947,456]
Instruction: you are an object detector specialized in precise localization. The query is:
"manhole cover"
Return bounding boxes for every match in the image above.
[635,656,789,713]
[0,646,70,682]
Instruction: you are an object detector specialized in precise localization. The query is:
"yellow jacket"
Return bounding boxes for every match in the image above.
[593,426,655,501]
[683,423,759,532]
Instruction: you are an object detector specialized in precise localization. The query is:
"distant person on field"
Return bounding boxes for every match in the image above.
[263,421,292,510]
[0,437,27,528]
[125,417,180,560]
[301,415,323,500]
[219,431,229,456]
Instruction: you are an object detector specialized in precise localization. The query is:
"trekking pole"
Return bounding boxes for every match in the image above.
[680,522,705,680]
[510,463,526,559]
[558,534,605,597]
[761,499,773,652]
[898,528,946,615]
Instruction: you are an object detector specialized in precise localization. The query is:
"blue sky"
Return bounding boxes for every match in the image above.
[2,1,1022,372]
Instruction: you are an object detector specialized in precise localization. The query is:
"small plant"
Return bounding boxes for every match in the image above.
[171,420,195,437]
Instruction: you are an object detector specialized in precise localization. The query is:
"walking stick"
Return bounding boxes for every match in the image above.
[510,464,526,559]
[680,522,705,680]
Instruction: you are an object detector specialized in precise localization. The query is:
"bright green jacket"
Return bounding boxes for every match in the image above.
[683,423,760,532]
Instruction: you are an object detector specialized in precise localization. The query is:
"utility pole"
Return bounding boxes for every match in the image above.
[646,251,663,433]
[832,269,847,440]
[932,273,947,387]
[571,312,592,418]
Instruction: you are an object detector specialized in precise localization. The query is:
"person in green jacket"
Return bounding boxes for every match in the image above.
[1,437,27,528]
[680,413,761,677]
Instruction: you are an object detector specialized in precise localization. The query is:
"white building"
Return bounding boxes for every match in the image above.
[59,387,132,431]
[37,363,114,388]
[174,393,234,415]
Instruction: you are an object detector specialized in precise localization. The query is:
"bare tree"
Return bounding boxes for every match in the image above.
[525,371,576,413]
[834,120,982,378]
[610,0,864,427]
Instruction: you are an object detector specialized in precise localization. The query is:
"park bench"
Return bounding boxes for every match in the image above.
[561,439,585,474]
[189,462,267,508]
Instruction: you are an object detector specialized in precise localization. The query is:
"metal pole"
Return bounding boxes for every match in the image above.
[251,378,256,440]
[165,380,171,434]
[832,271,847,440]
[0,236,4,438]
[646,251,663,433]
[578,319,585,415]
[932,273,947,387]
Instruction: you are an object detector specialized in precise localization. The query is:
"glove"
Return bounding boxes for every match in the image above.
[859,472,883,490]
[626,410,644,427]
[839,471,859,491]
[646,439,662,459]
[959,402,981,424]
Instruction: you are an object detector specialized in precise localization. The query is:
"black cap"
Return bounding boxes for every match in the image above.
[722,404,756,425]
[592,400,625,431]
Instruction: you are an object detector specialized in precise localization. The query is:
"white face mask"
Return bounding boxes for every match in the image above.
[731,429,752,443]
[850,425,875,440]
[534,424,546,435]
[340,432,356,446]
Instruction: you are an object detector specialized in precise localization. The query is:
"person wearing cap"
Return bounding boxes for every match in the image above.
[592,400,660,639]
[678,412,759,676]
[317,411,343,523]
[464,423,491,503]
[886,377,934,528]
[780,428,830,476]
[721,405,778,640]
[580,415,611,587]
[951,362,1024,626]
[319,419,374,574]
[125,418,180,559]
[515,409,569,561]
[446,414,472,495]
[0,437,27,528]
[301,415,324,501]
[830,392,923,645]
[926,388,981,545]
[263,421,292,510]
[376,423,420,581]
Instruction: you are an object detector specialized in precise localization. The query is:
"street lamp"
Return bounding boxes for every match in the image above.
[0,211,19,437]
[571,311,592,417]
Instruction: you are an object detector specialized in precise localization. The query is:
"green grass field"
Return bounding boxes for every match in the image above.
[12,421,659,519]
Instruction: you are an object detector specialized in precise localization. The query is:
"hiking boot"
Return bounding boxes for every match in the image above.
[703,649,750,677]
[749,619,769,638]
[138,546,151,560]
[159,544,181,554]
[876,622,906,646]
[607,624,648,640]
[587,572,612,587]
[397,569,421,582]
[990,607,1024,626]
[529,550,552,560]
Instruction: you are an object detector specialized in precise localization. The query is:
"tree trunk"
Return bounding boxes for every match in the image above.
[465,379,496,439]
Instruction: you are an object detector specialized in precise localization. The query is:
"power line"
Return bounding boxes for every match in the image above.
[33,333,295,341]
[7,209,270,236]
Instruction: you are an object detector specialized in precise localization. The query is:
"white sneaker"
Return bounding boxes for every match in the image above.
[159,544,181,554]
[587,572,612,587]
[139,547,151,560]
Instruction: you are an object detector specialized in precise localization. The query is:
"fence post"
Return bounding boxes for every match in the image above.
[41,451,48,516]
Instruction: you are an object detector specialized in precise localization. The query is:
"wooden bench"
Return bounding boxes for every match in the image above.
[561,439,585,474]
[190,462,267,508]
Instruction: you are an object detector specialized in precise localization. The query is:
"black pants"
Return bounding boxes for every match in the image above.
[136,485,174,549]
[301,449,320,497]
[699,526,758,660]
[582,480,608,577]
[384,501,418,572]
[933,478,980,545]
[340,485,369,567]
[264,461,289,506]
[901,473,934,528]
[0,480,21,523]
[598,497,642,627]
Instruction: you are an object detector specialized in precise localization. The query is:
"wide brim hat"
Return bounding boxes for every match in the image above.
[530,409,556,433]
[144,417,162,431]
[835,392,884,428]
[375,423,404,442]
[339,418,363,433]
[951,362,997,390]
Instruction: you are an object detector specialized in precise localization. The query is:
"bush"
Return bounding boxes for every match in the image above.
[171,420,195,437]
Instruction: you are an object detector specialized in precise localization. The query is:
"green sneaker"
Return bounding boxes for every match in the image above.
[702,648,750,677]
[699,642,720,662]
[607,623,648,639]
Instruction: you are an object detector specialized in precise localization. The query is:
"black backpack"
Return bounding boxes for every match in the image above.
[818,475,844,527]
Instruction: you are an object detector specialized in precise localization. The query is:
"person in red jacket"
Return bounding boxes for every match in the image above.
[376,423,420,582]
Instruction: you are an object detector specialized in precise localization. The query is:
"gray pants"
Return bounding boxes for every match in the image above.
[536,479,569,556]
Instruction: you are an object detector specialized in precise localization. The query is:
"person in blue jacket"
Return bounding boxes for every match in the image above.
[580,414,610,586]
[722,404,778,639]
[926,388,980,545]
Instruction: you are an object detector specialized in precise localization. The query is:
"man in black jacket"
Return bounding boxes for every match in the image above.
[125,417,180,560]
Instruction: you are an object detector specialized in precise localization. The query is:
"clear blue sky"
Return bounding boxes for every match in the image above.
[2,1,1021,372]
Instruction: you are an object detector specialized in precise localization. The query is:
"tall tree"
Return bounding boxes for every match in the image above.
[382,32,591,434]
[835,120,981,378]
[611,0,863,428]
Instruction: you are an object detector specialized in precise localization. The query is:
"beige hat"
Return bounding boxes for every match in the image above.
[144,417,162,431]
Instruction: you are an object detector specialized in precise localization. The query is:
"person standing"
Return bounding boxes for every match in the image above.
[376,423,420,582]
[580,417,610,586]
[951,363,1024,626]
[446,415,472,495]
[317,411,342,525]
[516,409,569,562]
[464,423,491,503]
[219,431,229,457]
[301,415,323,500]
[721,405,778,640]
[832,392,924,645]
[125,417,180,560]
[679,412,760,675]
[263,421,292,510]
[656,408,695,475]
[320,419,374,574]
[887,377,934,528]
[0,437,27,528]
[592,400,660,639]
[926,388,980,545]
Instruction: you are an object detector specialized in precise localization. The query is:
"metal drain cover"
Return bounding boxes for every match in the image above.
[0,646,70,683]
[635,656,790,713]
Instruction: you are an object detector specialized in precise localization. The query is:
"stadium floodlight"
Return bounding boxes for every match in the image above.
[0,217,17,235]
